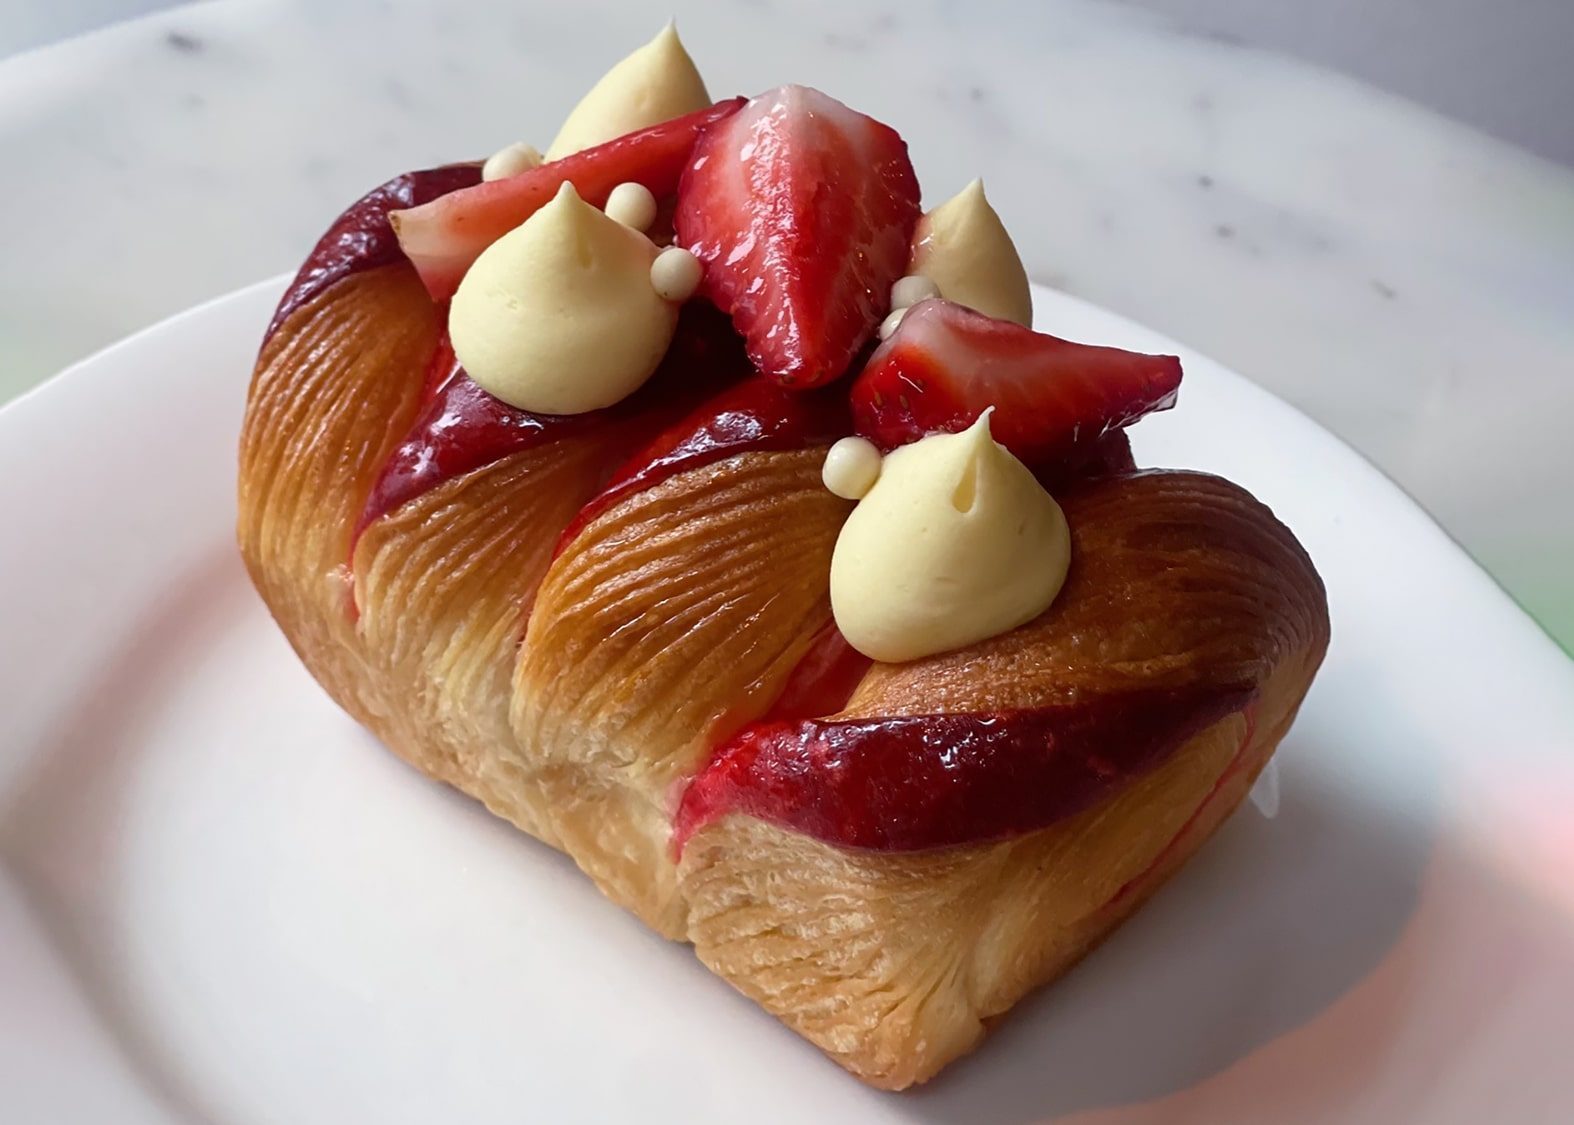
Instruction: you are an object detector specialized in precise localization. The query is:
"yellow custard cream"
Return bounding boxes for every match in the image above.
[449,182,677,414]
[910,179,1033,326]
[830,413,1070,662]
[546,23,711,160]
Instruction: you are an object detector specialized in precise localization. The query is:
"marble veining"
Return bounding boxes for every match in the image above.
[0,0,1571,646]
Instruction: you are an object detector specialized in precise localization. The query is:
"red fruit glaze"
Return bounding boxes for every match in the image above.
[357,362,592,539]
[416,328,460,402]
[675,85,920,388]
[357,303,751,539]
[391,99,746,299]
[851,299,1183,469]
[1068,428,1138,478]
[762,625,871,723]
[264,163,482,346]
[1034,430,1139,495]
[1102,706,1257,912]
[553,374,851,557]
[673,683,1255,854]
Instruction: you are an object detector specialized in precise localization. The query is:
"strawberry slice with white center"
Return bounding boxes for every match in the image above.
[675,85,920,388]
[850,298,1183,468]
[390,98,744,299]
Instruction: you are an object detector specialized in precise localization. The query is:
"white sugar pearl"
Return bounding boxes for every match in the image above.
[890,273,940,309]
[877,306,909,340]
[481,142,543,182]
[822,436,883,500]
[650,246,703,302]
[604,181,658,231]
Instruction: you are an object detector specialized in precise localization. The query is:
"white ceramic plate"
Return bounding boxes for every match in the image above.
[2,280,1571,1125]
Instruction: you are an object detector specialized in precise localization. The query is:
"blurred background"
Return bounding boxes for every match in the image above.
[2,0,1571,650]
[9,1,1574,163]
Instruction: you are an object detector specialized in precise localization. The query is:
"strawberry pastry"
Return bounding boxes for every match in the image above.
[239,24,1328,1089]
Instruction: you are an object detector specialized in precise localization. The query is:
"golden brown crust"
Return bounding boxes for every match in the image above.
[681,647,1320,1088]
[513,449,849,930]
[239,269,1330,1086]
[846,469,1325,718]
[239,265,436,730]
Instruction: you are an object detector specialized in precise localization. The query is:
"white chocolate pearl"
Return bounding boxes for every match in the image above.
[877,306,909,340]
[822,436,883,500]
[650,246,703,302]
[890,273,940,309]
[604,181,658,231]
[481,142,543,182]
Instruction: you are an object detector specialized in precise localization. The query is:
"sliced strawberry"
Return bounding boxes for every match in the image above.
[850,299,1182,468]
[390,98,744,299]
[675,85,920,388]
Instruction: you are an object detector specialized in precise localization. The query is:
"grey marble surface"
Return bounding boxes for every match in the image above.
[1127,0,1574,166]
[12,0,1574,167]
[1,0,1571,646]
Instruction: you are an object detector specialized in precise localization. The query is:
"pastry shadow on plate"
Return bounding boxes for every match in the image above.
[898,720,1443,1123]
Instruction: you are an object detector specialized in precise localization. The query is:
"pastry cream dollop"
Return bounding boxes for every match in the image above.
[449,182,677,415]
[830,412,1070,663]
[910,179,1034,327]
[546,23,711,160]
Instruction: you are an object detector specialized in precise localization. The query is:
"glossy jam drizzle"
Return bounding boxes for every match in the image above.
[357,345,594,537]
[761,624,871,723]
[1055,428,1136,483]
[359,330,1133,543]
[674,683,1256,855]
[1102,705,1258,911]
[263,163,482,347]
[552,375,852,558]
[357,303,753,538]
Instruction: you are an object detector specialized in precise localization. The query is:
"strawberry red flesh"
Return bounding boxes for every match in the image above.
[675,85,920,388]
[850,299,1182,468]
[390,98,745,299]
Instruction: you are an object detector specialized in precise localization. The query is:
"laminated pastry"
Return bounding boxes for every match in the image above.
[238,29,1328,1090]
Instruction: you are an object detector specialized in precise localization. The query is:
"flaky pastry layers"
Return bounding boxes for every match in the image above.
[239,260,1328,1088]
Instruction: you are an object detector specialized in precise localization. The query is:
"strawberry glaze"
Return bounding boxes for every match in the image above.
[761,625,871,723]
[356,351,593,538]
[262,163,483,347]
[356,303,755,539]
[674,683,1257,854]
[1101,705,1260,911]
[552,376,851,558]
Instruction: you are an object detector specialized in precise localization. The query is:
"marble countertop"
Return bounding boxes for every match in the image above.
[1,0,1571,649]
